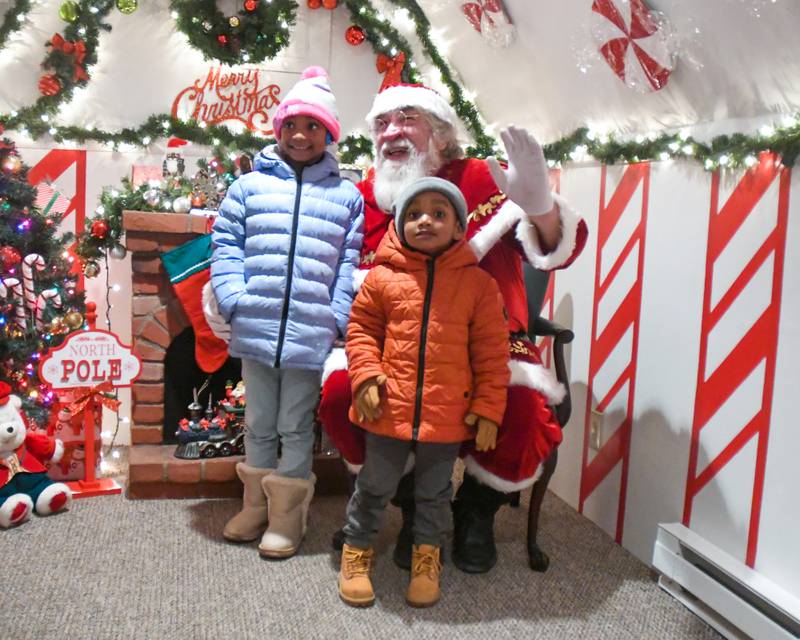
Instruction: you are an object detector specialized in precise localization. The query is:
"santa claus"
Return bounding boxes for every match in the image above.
[205,84,588,574]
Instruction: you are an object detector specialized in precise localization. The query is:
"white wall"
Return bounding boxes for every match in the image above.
[550,156,800,601]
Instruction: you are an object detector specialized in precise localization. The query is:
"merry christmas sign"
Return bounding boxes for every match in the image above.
[172,66,284,136]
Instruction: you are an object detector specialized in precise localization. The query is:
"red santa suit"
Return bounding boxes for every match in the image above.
[318,157,588,492]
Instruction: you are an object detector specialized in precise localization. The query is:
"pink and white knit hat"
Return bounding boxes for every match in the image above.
[273,66,341,143]
[365,83,460,131]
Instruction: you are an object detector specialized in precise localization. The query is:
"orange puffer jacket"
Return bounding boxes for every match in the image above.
[346,222,509,443]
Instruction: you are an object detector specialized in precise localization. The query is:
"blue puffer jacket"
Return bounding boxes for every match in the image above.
[211,146,364,370]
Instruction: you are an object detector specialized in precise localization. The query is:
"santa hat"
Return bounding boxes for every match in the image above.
[273,66,341,143]
[0,381,11,407]
[366,83,460,131]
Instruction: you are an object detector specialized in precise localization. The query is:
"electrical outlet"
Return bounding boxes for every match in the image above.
[589,409,603,450]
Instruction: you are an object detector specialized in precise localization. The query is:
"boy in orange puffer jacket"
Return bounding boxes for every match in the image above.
[338,177,510,608]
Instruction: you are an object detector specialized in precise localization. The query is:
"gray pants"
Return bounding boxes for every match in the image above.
[343,432,461,549]
[241,359,321,479]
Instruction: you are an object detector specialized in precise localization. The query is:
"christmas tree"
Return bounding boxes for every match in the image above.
[0,134,85,425]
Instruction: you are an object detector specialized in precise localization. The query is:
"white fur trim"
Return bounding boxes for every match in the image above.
[321,348,348,385]
[35,482,72,515]
[515,193,582,270]
[52,439,64,464]
[463,456,543,492]
[202,281,231,343]
[343,460,363,474]
[468,199,522,262]
[0,494,33,528]
[366,85,459,129]
[352,268,369,293]
[509,360,566,406]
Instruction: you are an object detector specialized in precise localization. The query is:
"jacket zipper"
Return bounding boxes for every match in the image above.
[274,168,304,368]
[412,257,436,440]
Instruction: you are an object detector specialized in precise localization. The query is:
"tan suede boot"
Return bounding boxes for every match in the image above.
[222,463,273,542]
[259,473,316,558]
[339,544,375,607]
[406,544,442,607]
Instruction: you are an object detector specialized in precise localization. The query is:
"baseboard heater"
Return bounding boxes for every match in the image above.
[652,523,800,640]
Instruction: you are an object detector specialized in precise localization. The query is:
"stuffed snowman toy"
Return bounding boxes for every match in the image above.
[0,381,72,528]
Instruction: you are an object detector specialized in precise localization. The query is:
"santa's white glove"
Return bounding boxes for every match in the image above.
[487,125,554,217]
[202,281,230,343]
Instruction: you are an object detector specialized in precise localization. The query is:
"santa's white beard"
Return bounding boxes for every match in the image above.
[373,139,443,213]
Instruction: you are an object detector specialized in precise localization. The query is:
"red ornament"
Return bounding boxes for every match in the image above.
[322,0,337,8]
[307,0,321,8]
[345,25,365,46]
[217,34,228,45]
[244,0,257,10]
[90,219,109,239]
[38,74,62,97]
[0,246,23,271]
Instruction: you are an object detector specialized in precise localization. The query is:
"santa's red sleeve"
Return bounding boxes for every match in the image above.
[445,159,588,271]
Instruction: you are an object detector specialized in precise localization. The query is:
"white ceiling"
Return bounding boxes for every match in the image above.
[418,0,800,141]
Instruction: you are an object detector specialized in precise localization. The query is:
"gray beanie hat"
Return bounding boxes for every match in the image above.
[392,177,468,243]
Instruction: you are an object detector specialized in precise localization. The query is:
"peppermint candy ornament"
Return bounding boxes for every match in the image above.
[591,0,676,93]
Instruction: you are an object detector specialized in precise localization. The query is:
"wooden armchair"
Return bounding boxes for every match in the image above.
[522,264,574,572]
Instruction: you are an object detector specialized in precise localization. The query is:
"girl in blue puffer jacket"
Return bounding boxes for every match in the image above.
[211,67,364,559]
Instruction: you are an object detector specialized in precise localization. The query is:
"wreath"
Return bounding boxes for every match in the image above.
[170,0,299,65]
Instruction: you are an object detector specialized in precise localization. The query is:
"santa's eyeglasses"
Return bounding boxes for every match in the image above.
[371,110,421,134]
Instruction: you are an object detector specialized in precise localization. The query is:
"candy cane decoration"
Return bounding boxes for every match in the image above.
[1,277,27,329]
[35,288,63,331]
[22,253,45,312]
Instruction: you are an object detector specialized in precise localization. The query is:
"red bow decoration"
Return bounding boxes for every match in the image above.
[68,381,121,415]
[49,33,89,83]
[591,0,671,91]
[376,52,406,92]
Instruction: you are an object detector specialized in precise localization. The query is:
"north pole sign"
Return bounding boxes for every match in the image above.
[38,329,141,390]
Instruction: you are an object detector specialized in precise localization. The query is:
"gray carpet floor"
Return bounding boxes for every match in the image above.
[2,489,720,640]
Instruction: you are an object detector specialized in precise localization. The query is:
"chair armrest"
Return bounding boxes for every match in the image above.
[532,317,574,344]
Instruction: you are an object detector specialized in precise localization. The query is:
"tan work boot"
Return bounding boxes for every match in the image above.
[222,463,273,542]
[406,544,442,607]
[259,473,316,558]
[339,543,375,607]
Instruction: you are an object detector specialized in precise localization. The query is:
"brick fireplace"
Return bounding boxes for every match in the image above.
[123,210,347,499]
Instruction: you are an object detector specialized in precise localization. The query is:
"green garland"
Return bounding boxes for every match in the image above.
[0,0,31,50]
[170,0,298,66]
[76,151,250,260]
[387,0,497,157]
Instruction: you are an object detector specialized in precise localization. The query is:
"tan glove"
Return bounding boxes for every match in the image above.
[354,375,386,422]
[465,412,499,452]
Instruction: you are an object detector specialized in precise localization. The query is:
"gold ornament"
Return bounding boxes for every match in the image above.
[115,0,138,15]
[65,311,84,330]
[50,316,65,334]
[1,154,23,174]
[229,16,240,28]
[59,1,80,22]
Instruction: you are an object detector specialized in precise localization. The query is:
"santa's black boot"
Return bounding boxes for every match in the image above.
[391,473,415,570]
[452,474,509,574]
